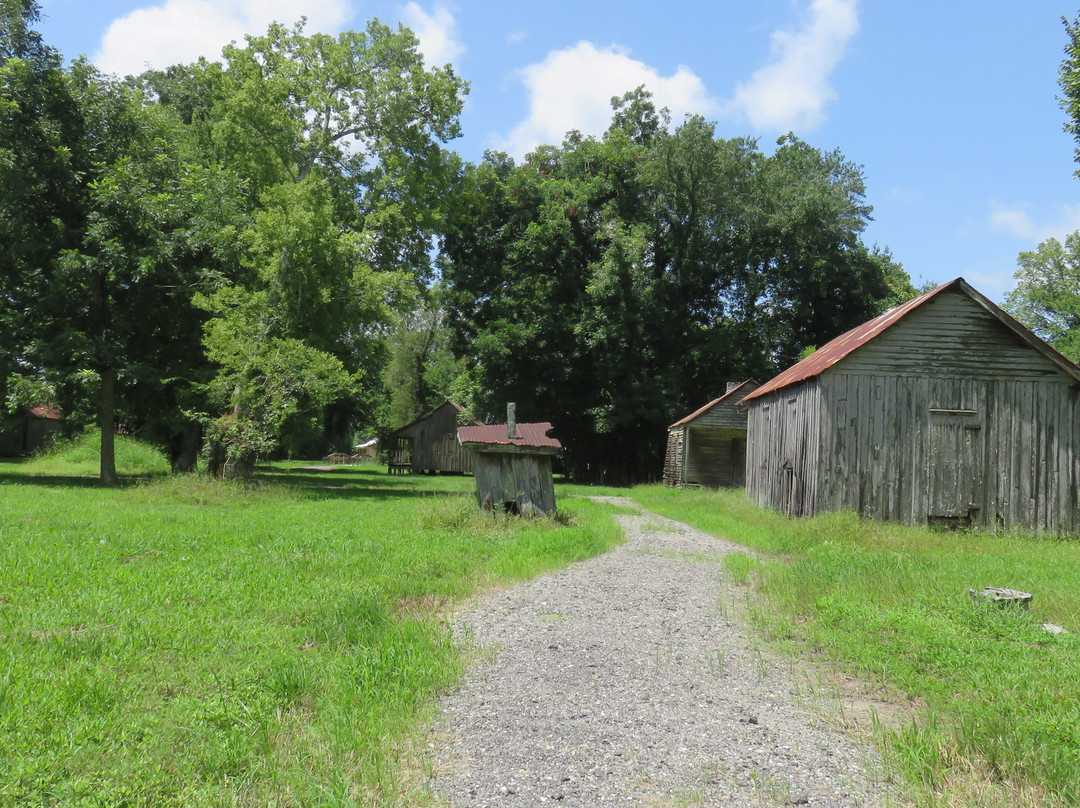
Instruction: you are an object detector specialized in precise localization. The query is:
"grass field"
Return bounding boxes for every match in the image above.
[0,435,624,806]
[631,484,1080,808]
[7,433,1079,807]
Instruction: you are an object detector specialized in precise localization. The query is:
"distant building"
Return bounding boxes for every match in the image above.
[664,380,758,487]
[0,404,63,457]
[741,278,1080,534]
[384,401,481,475]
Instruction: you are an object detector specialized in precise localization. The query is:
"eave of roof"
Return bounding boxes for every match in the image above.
[668,380,758,429]
[740,277,1080,405]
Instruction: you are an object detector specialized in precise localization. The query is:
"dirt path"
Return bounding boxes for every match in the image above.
[428,498,902,807]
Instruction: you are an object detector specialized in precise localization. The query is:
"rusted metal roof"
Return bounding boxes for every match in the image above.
[740,277,1080,405]
[457,422,562,450]
[669,380,757,429]
[28,404,63,420]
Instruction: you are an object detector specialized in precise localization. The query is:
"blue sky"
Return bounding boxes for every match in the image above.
[36,0,1080,301]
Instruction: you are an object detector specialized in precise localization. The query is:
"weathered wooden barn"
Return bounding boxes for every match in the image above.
[741,278,1080,534]
[0,404,63,457]
[457,406,561,515]
[664,380,758,487]
[384,401,481,475]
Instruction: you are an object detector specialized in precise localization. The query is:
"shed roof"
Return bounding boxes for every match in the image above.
[457,422,562,450]
[28,404,63,420]
[385,400,482,437]
[669,380,757,429]
[740,277,1080,405]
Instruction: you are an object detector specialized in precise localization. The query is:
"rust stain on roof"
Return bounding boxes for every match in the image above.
[740,277,1080,406]
[669,380,757,429]
[457,422,562,450]
[29,404,63,420]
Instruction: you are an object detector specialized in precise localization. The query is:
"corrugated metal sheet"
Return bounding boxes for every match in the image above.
[457,422,562,450]
[669,380,757,429]
[29,404,63,420]
[739,277,1080,405]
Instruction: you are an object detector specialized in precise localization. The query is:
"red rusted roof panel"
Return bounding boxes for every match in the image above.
[669,380,757,429]
[457,422,562,449]
[29,404,63,420]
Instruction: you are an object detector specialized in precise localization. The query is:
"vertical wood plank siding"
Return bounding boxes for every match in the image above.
[746,381,821,516]
[746,288,1080,534]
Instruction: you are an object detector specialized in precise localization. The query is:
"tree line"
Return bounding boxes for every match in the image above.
[23,0,1054,484]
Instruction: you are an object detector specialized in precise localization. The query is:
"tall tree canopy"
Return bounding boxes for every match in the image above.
[440,90,910,482]
[3,9,467,479]
[1005,233,1080,362]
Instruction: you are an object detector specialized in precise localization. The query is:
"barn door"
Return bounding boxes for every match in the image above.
[926,407,984,527]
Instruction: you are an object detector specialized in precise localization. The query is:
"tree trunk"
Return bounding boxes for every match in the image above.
[99,366,118,486]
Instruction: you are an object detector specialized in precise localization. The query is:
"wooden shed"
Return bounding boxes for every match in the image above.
[0,404,63,457]
[457,406,562,515]
[741,278,1080,534]
[664,380,758,487]
[384,401,481,475]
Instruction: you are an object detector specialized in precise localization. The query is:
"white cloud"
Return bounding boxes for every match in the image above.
[730,0,859,132]
[495,41,716,158]
[402,3,464,67]
[989,199,1080,244]
[93,0,348,77]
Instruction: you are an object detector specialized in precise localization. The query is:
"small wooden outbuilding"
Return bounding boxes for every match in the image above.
[741,278,1080,534]
[0,404,63,457]
[384,401,480,475]
[457,405,561,515]
[664,380,758,487]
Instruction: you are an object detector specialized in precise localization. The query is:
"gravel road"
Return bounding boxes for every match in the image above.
[428,497,899,807]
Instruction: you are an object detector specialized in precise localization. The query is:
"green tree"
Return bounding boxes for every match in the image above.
[179,19,466,470]
[1004,233,1080,361]
[441,91,906,482]
[1061,12,1080,173]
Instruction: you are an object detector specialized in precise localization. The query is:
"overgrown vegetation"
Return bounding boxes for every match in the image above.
[632,484,1080,807]
[0,453,622,805]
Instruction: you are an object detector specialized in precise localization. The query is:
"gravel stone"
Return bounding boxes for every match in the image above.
[430,497,897,807]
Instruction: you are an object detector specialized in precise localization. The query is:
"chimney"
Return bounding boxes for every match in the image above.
[726,381,740,394]
[507,402,518,439]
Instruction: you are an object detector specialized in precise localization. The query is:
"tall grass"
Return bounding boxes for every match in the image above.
[17,428,171,478]
[631,484,1080,807]
[0,456,622,806]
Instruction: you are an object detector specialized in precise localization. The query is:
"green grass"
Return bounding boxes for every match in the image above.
[15,429,172,478]
[631,484,1080,807]
[0,452,623,806]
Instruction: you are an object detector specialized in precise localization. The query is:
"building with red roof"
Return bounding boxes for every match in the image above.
[741,278,1080,534]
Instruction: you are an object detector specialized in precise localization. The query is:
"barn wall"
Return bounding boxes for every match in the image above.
[840,289,1062,380]
[685,427,747,487]
[391,403,472,473]
[816,373,1080,534]
[473,452,556,515]
[663,428,685,485]
[745,380,821,516]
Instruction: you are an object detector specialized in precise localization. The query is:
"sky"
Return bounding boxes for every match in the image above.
[34,0,1080,302]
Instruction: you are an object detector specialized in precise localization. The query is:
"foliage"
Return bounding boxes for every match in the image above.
[440,89,908,482]
[0,462,621,804]
[1060,12,1080,174]
[632,484,1080,807]
[1004,231,1080,362]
